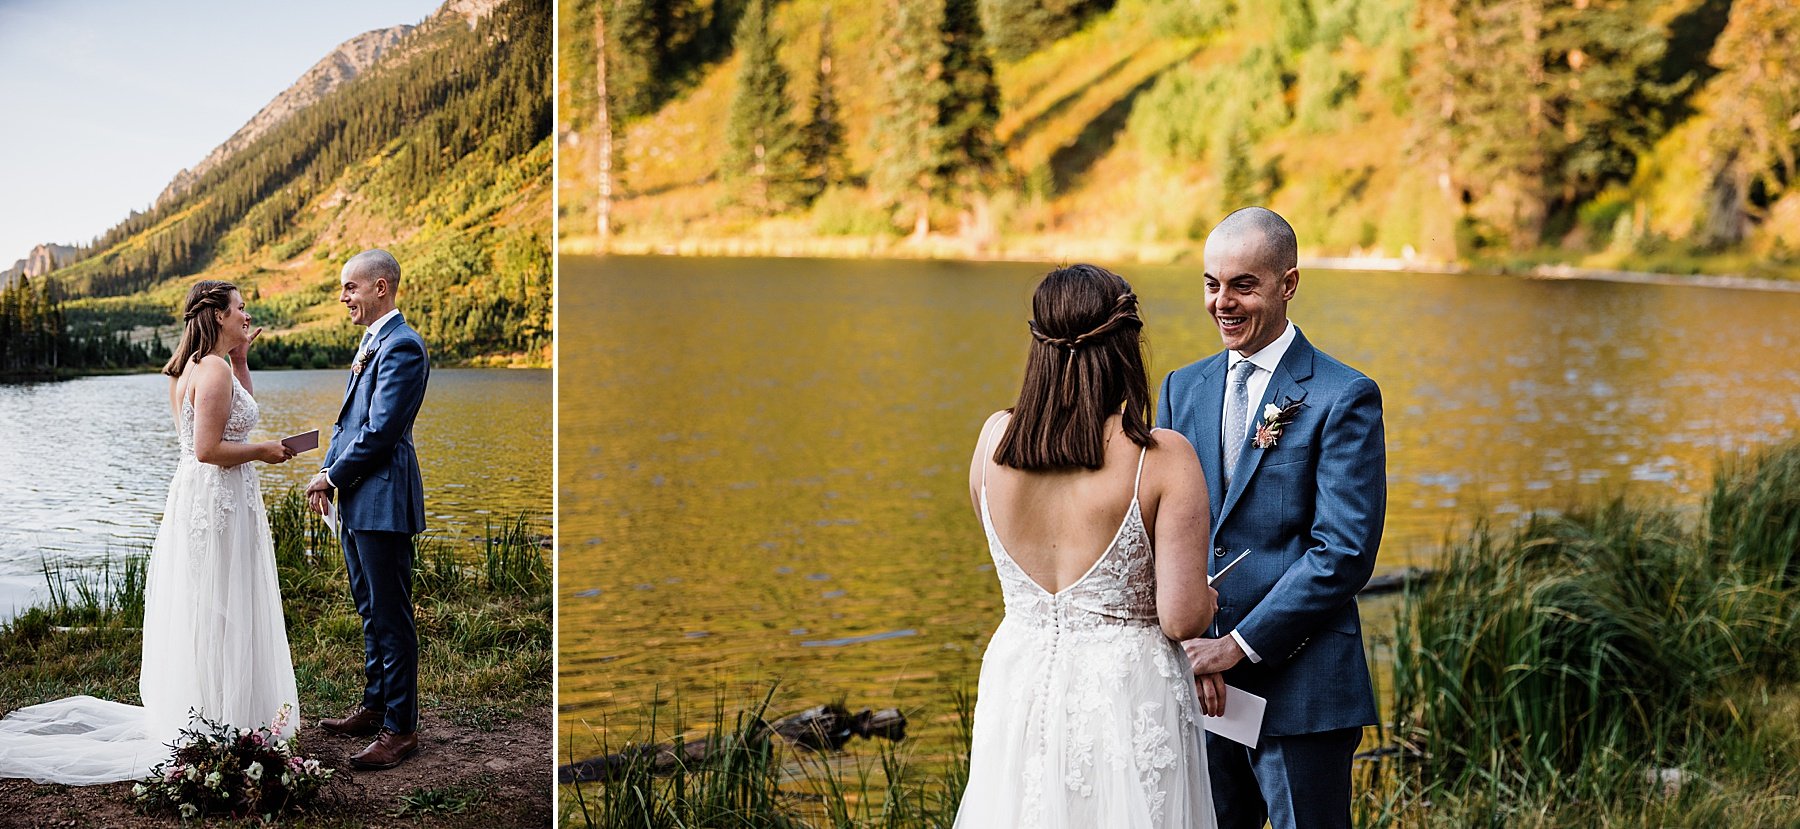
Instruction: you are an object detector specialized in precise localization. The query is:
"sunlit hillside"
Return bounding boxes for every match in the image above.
[57,0,552,369]
[561,0,1799,278]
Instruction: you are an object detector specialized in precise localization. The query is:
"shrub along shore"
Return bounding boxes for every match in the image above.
[562,442,1800,828]
[0,489,552,823]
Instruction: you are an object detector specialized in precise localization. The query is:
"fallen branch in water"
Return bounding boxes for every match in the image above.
[559,703,907,784]
[1360,567,1436,596]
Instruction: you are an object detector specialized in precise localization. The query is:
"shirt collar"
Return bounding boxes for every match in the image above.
[362,308,402,344]
[1227,320,1296,374]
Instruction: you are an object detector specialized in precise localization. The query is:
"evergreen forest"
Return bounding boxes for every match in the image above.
[562,0,1800,278]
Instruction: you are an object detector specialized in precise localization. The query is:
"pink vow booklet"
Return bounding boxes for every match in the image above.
[281,429,320,454]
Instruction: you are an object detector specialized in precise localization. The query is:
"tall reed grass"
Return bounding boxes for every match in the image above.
[0,552,149,659]
[1382,441,1800,823]
[263,488,550,600]
[36,552,147,628]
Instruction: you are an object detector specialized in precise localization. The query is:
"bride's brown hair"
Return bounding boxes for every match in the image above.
[995,263,1155,470]
[162,280,239,378]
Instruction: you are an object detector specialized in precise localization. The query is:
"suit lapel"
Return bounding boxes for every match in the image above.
[337,313,406,420]
[1194,357,1227,528]
[1216,330,1316,527]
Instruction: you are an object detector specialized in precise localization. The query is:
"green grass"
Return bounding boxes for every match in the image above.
[0,487,551,732]
[395,777,494,816]
[560,687,972,829]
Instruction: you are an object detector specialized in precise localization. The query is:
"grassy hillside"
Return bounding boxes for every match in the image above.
[56,0,552,369]
[562,0,1800,279]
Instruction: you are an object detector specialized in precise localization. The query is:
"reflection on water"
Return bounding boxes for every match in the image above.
[0,368,551,614]
[557,255,1800,760]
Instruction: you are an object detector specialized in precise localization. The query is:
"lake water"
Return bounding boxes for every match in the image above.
[556,255,1800,761]
[0,368,552,616]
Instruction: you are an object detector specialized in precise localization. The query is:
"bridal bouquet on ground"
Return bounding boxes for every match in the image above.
[132,705,335,821]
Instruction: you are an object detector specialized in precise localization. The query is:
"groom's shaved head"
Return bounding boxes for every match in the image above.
[344,249,402,290]
[1208,207,1298,274]
[1202,207,1300,356]
[340,248,402,326]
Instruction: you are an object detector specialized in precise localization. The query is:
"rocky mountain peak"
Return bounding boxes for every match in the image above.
[153,23,415,209]
[436,0,505,27]
[0,243,80,289]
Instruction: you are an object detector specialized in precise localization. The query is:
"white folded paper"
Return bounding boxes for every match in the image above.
[322,501,339,536]
[1201,684,1266,748]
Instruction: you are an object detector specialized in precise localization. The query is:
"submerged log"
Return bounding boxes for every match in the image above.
[1359,567,1436,596]
[558,703,907,784]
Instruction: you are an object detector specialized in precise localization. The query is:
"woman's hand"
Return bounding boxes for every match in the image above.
[228,326,263,362]
[256,440,295,464]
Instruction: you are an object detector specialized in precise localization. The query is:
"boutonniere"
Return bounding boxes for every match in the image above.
[351,349,370,376]
[1253,397,1305,449]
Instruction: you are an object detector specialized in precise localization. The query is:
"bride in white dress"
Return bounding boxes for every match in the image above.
[0,280,302,785]
[954,264,1220,828]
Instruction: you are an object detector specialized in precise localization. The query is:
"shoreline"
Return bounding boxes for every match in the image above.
[562,235,1800,293]
[0,361,553,384]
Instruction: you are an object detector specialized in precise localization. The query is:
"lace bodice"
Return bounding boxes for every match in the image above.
[178,374,259,455]
[959,427,1212,829]
[979,483,1160,633]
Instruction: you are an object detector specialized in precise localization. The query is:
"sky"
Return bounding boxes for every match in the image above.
[0,0,446,264]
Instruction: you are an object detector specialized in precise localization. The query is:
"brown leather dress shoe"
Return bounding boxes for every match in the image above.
[349,730,419,770]
[320,706,384,738]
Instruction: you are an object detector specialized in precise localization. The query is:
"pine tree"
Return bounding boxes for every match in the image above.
[606,0,659,117]
[1418,0,1682,250]
[1218,126,1257,213]
[724,0,806,213]
[979,0,1097,61]
[935,0,1004,229]
[872,0,1003,237]
[1699,0,1800,246]
[873,0,944,237]
[799,9,848,202]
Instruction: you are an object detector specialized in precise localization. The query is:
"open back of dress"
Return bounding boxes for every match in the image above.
[954,420,1215,828]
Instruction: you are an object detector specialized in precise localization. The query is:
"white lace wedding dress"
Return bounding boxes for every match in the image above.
[955,441,1215,828]
[0,374,300,784]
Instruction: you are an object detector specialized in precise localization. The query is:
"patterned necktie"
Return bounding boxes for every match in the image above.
[1224,359,1257,487]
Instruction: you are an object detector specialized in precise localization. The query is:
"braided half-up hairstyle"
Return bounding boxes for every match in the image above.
[162,280,239,378]
[996,263,1156,470]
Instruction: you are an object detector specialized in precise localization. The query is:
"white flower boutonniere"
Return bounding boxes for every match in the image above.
[1253,397,1305,449]
[351,349,370,375]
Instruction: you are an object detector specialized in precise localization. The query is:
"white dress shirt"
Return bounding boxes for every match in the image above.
[360,308,402,348]
[1220,319,1296,664]
[1221,320,1297,437]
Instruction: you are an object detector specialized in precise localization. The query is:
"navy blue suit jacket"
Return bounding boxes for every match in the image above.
[1156,326,1385,736]
[325,313,430,535]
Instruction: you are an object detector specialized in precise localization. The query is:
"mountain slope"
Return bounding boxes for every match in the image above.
[56,0,551,367]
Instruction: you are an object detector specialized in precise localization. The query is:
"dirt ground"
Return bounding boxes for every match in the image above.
[0,708,552,828]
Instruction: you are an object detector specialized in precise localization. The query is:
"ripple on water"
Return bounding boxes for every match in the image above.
[800,629,920,648]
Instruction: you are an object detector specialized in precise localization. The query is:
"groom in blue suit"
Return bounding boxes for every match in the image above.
[306,249,431,771]
[1156,208,1385,829]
